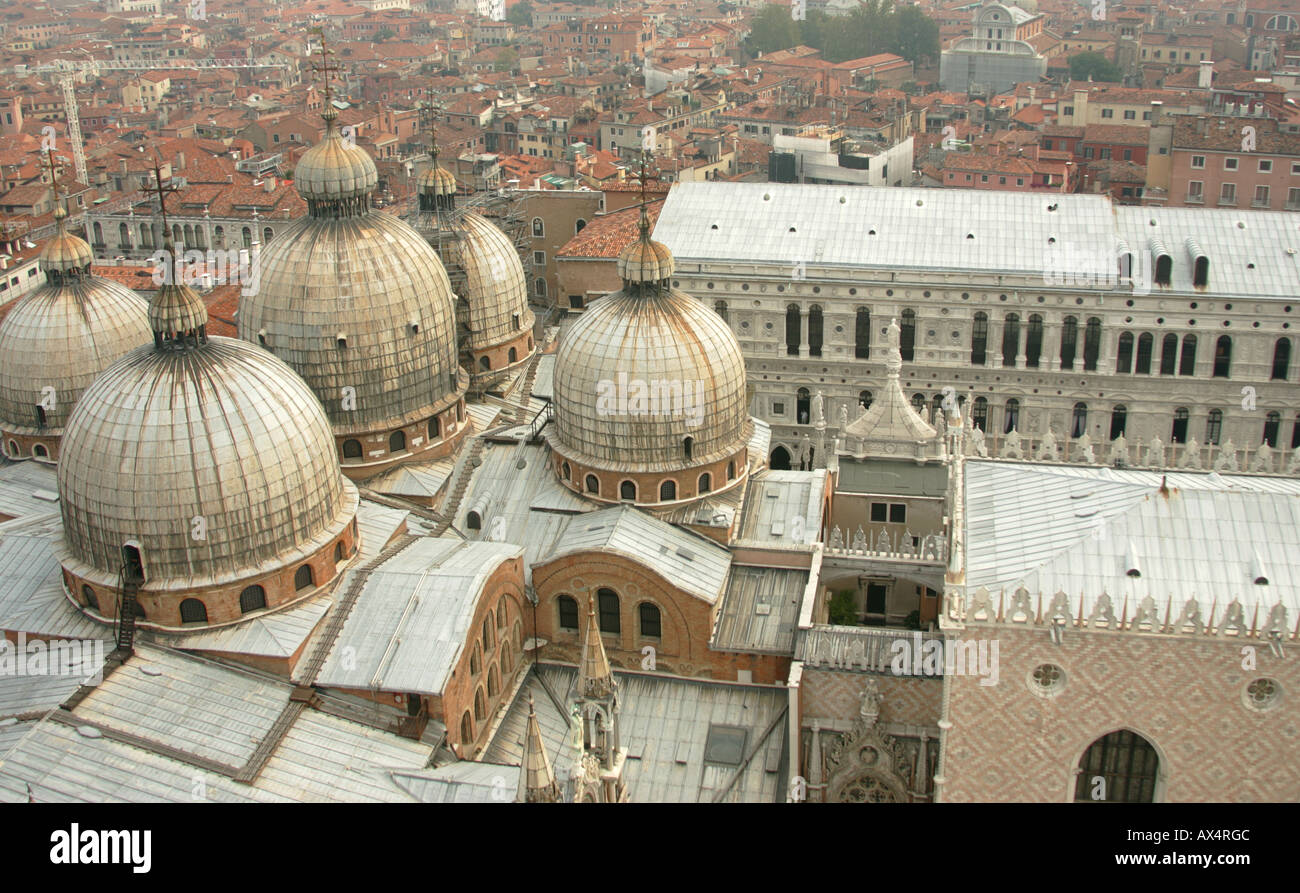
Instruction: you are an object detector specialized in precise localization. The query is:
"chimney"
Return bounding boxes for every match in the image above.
[264,176,276,192]
[177,150,186,170]
[1198,59,1213,89]
[119,157,128,175]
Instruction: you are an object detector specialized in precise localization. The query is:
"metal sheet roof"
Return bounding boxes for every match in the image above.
[0,532,103,640]
[711,565,808,654]
[483,664,788,802]
[653,182,1300,300]
[0,461,60,520]
[963,460,1300,620]
[735,469,827,546]
[388,762,519,803]
[315,538,523,695]
[539,505,732,604]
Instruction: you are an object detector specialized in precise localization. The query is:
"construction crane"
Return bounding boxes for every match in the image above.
[30,57,290,186]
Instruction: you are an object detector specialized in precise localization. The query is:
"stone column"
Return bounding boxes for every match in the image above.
[1043,318,1062,371]
[1014,317,1028,368]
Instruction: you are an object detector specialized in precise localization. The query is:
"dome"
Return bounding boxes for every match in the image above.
[58,335,357,589]
[617,237,674,283]
[451,211,533,352]
[552,272,749,474]
[0,215,151,441]
[241,209,463,434]
[417,163,458,197]
[293,112,378,203]
[40,208,94,273]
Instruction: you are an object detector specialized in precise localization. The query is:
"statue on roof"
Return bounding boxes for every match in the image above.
[838,404,848,432]
[1215,439,1239,472]
[812,390,824,426]
[1251,442,1274,473]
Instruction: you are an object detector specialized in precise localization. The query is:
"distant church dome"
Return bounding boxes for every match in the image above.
[241,106,468,479]
[550,207,750,505]
[417,163,458,198]
[58,238,359,631]
[0,207,152,462]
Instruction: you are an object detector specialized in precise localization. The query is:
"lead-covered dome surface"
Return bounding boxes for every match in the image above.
[418,163,458,197]
[451,211,533,350]
[552,283,749,472]
[58,336,356,584]
[0,215,152,433]
[241,211,463,432]
[293,114,379,201]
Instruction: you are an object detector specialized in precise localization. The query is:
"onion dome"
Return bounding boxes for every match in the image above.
[240,109,465,473]
[0,208,151,454]
[293,107,378,208]
[550,207,750,499]
[450,211,533,357]
[58,237,358,628]
[417,163,458,198]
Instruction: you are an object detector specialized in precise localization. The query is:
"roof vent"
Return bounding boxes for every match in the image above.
[76,726,103,739]
[140,665,163,676]
[1251,550,1269,585]
[1124,540,1142,577]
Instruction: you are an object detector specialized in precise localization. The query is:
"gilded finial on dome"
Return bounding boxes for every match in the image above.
[310,27,342,124]
[616,150,672,289]
[417,88,457,207]
[39,149,94,280]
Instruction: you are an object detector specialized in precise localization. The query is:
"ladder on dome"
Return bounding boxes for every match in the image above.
[114,564,142,656]
[525,401,552,445]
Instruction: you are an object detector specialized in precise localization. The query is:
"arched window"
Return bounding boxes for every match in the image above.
[639,602,661,638]
[1135,332,1153,374]
[770,446,791,470]
[531,217,544,237]
[855,308,871,358]
[483,616,494,651]
[1213,335,1231,378]
[294,564,314,591]
[461,712,473,747]
[470,645,481,676]
[911,392,926,415]
[534,278,546,298]
[242,226,252,249]
[263,227,273,244]
[487,664,500,697]
[1179,335,1197,376]
[1002,313,1020,367]
[1171,407,1189,444]
[1071,402,1087,438]
[1060,316,1078,370]
[808,305,823,357]
[1109,405,1127,440]
[179,598,207,624]
[660,479,676,501]
[698,472,711,493]
[240,585,267,613]
[479,355,491,371]
[557,594,579,630]
[1264,411,1281,447]
[797,388,811,424]
[474,687,487,721]
[727,460,736,481]
[428,416,440,440]
[1273,338,1291,380]
[562,461,571,480]
[714,300,729,323]
[1160,333,1178,374]
[970,311,988,365]
[972,396,988,431]
[1083,317,1102,371]
[81,585,98,613]
[508,347,517,364]
[575,218,587,234]
[118,221,130,246]
[597,588,620,633]
[585,474,599,494]
[620,480,636,500]
[342,439,362,459]
[1004,398,1020,434]
[1293,414,1300,449]
[683,436,694,460]
[213,225,224,249]
[1116,332,1134,373]
[33,444,47,458]
[931,393,945,422]
[389,430,406,453]
[785,304,801,355]
[1025,314,1043,367]
[1075,730,1159,802]
[900,309,916,361]
[1205,409,1222,445]
[859,390,872,410]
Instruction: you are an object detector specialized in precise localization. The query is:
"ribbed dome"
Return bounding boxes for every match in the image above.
[451,211,532,351]
[0,230,151,435]
[618,237,674,283]
[40,209,93,273]
[294,114,378,203]
[240,210,463,433]
[149,256,209,339]
[418,163,457,197]
[58,337,356,586]
[552,285,749,472]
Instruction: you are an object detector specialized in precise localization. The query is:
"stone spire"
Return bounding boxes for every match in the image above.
[840,318,940,461]
[518,694,561,803]
[579,598,613,700]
